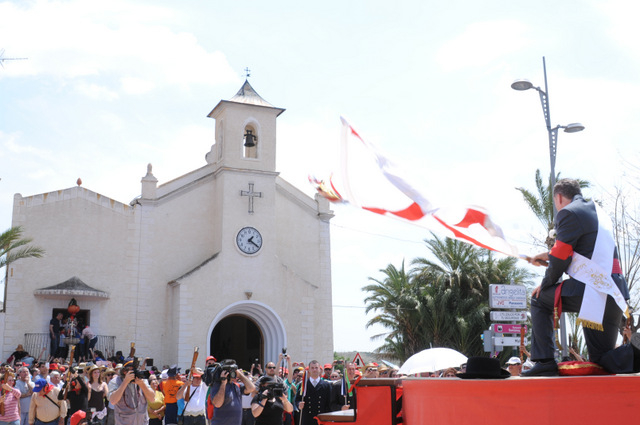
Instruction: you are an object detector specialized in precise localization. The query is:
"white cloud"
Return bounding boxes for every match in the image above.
[0,0,238,89]
[596,0,640,57]
[1,131,48,157]
[436,20,530,71]
[75,81,119,100]
[120,77,156,95]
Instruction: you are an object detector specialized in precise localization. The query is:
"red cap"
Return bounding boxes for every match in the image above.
[206,356,217,362]
[70,410,86,425]
[49,363,59,371]
[324,364,332,369]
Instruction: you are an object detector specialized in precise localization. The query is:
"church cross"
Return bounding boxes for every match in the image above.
[240,183,262,214]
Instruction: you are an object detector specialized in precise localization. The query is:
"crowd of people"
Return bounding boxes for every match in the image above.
[1,342,559,425]
[0,351,381,425]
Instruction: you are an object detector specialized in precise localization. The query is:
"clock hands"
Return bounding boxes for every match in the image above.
[247,236,260,249]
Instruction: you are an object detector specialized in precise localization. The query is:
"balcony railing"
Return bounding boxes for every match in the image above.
[24,333,116,361]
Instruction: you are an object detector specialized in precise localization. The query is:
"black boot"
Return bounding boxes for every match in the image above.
[521,360,558,377]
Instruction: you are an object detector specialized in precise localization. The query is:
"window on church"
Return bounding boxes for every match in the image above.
[243,125,258,159]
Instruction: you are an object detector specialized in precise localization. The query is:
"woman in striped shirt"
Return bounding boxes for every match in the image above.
[0,370,22,425]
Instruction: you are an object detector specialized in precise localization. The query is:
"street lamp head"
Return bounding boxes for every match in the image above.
[563,123,585,133]
[511,79,534,91]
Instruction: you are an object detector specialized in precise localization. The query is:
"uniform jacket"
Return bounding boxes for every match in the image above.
[542,195,630,300]
[295,378,331,425]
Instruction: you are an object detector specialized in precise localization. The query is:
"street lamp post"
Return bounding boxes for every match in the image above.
[511,56,585,360]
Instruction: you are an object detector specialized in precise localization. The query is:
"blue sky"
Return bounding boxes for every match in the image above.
[2,0,640,352]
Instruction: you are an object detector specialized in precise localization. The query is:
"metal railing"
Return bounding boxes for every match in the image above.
[24,333,116,361]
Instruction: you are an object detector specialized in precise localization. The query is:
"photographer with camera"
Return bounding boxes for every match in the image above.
[107,361,155,425]
[250,377,292,425]
[207,361,255,425]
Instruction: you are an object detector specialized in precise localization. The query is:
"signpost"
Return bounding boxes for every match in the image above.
[489,284,528,309]
[353,352,364,368]
[493,336,528,347]
[492,324,527,334]
[490,311,527,321]
[484,284,529,353]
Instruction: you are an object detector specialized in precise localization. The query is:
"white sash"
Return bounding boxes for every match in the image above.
[566,205,629,330]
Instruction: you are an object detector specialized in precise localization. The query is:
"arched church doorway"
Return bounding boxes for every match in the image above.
[208,301,287,372]
[211,315,262,370]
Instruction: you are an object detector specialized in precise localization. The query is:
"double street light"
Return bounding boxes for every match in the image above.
[511,56,585,359]
[511,57,585,195]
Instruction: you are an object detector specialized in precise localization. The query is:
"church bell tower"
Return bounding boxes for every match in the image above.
[205,80,285,173]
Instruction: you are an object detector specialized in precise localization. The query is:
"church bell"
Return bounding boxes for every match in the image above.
[244,129,256,147]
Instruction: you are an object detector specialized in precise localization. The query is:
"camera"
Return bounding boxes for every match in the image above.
[134,369,150,380]
[203,359,237,385]
[258,377,286,399]
[131,357,151,380]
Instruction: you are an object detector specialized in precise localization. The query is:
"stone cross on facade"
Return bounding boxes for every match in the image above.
[240,183,262,214]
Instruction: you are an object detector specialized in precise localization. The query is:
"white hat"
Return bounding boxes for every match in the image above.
[160,369,169,380]
[506,357,522,365]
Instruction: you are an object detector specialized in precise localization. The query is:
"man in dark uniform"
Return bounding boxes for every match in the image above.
[295,361,331,425]
[523,179,635,376]
[329,362,356,412]
[49,312,63,361]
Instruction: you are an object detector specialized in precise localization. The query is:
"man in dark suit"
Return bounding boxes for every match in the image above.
[329,362,357,412]
[295,361,331,425]
[523,178,634,376]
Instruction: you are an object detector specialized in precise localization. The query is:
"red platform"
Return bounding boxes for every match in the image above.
[318,375,640,425]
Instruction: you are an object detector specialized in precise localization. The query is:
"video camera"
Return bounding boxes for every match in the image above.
[258,376,286,399]
[202,359,238,386]
[131,357,151,380]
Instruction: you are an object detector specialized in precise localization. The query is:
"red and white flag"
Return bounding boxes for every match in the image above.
[309,117,521,257]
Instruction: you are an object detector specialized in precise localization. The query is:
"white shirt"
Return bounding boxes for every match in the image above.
[183,383,207,415]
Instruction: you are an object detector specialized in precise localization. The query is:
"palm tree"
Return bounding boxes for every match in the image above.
[411,234,486,301]
[412,234,534,356]
[516,169,589,249]
[0,226,45,269]
[362,261,426,361]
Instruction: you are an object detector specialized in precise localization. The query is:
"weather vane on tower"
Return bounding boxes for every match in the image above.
[243,67,251,79]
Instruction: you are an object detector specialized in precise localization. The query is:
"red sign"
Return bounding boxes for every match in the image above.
[492,324,527,334]
[353,352,364,368]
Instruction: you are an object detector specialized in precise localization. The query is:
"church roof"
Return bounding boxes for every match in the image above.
[34,276,109,299]
[230,80,276,108]
[208,80,285,118]
[168,253,219,285]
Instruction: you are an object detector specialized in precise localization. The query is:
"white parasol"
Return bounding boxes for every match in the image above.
[398,347,468,375]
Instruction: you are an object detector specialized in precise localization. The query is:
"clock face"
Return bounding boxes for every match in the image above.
[236,227,263,255]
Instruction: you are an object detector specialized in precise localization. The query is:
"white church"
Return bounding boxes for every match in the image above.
[1,81,335,369]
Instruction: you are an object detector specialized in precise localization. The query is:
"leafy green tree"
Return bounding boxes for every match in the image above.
[515,169,589,249]
[363,234,534,360]
[362,261,425,361]
[1,226,44,269]
[411,235,487,301]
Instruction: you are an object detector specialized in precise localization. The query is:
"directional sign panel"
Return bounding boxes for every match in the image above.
[492,324,528,334]
[493,336,527,347]
[490,311,527,321]
[489,284,528,309]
